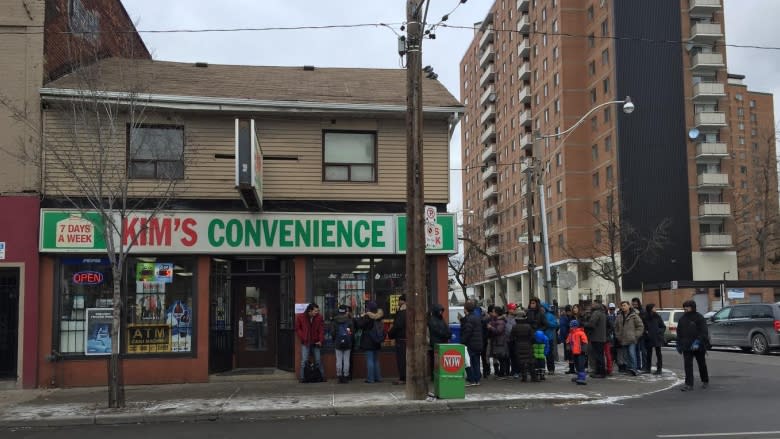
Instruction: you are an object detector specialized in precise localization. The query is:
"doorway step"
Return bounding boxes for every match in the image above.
[209,368,294,383]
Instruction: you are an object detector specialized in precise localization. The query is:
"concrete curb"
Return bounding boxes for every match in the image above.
[0,396,599,428]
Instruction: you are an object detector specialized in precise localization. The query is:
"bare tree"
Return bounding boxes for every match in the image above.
[737,125,780,278]
[565,186,671,303]
[458,220,509,305]
[1,42,185,408]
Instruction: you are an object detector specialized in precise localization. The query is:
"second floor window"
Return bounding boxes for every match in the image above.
[128,125,184,179]
[323,131,377,182]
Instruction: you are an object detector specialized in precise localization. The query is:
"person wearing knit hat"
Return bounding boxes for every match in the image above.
[566,319,589,385]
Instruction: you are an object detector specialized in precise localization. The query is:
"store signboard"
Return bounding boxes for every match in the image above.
[396,214,457,254]
[127,324,172,353]
[41,210,410,254]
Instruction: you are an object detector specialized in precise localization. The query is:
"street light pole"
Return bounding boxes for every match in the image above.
[533,97,635,306]
[721,271,729,309]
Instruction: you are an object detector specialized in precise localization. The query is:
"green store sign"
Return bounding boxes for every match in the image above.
[39,210,456,255]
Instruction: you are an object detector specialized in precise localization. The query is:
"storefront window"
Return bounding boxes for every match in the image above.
[56,256,195,356]
[311,257,410,349]
[125,257,196,354]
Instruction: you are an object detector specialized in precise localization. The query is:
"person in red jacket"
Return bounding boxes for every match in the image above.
[295,303,325,383]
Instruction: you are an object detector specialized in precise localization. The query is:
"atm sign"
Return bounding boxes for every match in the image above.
[440,349,464,373]
[73,271,104,285]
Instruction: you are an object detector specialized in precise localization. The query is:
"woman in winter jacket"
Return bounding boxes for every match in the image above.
[676,300,710,391]
[461,301,484,385]
[614,301,644,374]
[357,302,384,383]
[643,304,666,374]
[510,311,534,381]
[526,297,548,331]
[487,308,509,377]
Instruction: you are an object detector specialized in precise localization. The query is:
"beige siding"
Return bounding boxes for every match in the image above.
[43,111,451,203]
[0,1,45,193]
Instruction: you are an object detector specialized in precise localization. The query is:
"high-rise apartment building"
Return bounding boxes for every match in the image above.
[459,0,776,307]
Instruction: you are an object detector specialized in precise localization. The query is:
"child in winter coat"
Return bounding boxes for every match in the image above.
[532,330,550,381]
[566,320,589,385]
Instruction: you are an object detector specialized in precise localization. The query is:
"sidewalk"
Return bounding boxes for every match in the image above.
[0,366,681,428]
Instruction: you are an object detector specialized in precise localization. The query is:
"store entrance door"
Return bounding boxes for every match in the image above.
[0,268,20,379]
[235,277,278,368]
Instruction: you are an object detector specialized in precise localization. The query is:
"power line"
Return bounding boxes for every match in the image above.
[1,21,778,51]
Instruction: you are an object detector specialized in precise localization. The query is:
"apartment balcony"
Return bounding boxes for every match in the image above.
[479,63,495,87]
[483,205,498,219]
[692,82,726,102]
[480,44,496,69]
[690,53,724,72]
[484,224,499,238]
[519,109,532,126]
[521,182,527,194]
[520,133,534,150]
[486,245,499,256]
[689,0,721,16]
[517,39,530,58]
[518,63,531,80]
[480,123,497,145]
[517,15,530,34]
[480,104,496,125]
[701,233,733,249]
[522,207,528,218]
[697,173,729,189]
[695,142,728,160]
[479,85,496,106]
[518,85,531,103]
[485,266,498,278]
[483,184,498,200]
[481,144,497,162]
[689,23,723,43]
[479,25,495,50]
[699,203,731,220]
[694,111,727,129]
[517,0,529,12]
[481,164,497,182]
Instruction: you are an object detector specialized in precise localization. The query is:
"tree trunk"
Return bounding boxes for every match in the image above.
[613,279,622,305]
[108,265,125,408]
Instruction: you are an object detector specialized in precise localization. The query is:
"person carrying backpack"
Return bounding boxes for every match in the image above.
[358,301,385,383]
[295,303,325,383]
[333,305,355,384]
[542,302,559,374]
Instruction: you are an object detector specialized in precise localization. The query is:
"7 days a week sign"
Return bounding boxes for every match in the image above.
[40,210,456,255]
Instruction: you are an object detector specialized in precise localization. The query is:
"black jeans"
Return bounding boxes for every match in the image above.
[683,350,709,386]
[647,345,663,370]
[591,341,606,375]
[395,339,407,381]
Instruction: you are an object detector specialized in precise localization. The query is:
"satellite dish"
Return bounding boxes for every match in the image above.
[558,271,577,290]
[688,128,700,140]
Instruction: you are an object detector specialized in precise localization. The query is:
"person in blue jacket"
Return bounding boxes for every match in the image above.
[532,330,550,381]
[541,302,559,374]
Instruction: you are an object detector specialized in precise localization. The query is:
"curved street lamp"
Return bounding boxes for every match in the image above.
[529,96,635,304]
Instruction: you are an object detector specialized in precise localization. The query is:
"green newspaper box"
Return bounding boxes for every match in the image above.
[434,343,466,399]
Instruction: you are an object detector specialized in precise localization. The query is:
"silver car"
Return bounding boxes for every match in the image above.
[707,303,780,354]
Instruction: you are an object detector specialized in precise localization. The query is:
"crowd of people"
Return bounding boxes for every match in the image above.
[458,297,711,390]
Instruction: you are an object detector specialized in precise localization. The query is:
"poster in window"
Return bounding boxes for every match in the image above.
[154,263,173,283]
[135,281,166,321]
[136,262,156,281]
[167,300,192,352]
[127,324,172,353]
[85,308,114,355]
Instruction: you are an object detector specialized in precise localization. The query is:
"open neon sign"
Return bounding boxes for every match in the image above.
[73,271,104,285]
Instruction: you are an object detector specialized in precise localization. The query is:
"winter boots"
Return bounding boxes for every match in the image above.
[534,368,545,381]
[566,363,576,374]
[573,371,587,385]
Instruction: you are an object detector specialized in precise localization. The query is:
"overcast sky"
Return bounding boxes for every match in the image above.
[122,0,780,211]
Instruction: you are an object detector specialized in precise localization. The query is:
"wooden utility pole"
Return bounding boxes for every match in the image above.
[405,0,428,400]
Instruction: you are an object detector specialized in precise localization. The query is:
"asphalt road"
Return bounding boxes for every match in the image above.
[5,348,780,439]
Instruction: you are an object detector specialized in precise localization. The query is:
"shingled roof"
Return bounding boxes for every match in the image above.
[44,58,461,109]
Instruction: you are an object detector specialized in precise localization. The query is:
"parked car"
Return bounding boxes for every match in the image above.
[707,303,780,354]
[656,308,685,345]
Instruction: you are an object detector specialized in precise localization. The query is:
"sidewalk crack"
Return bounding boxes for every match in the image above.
[216,387,241,419]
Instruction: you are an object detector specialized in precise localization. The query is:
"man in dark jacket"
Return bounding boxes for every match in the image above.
[510,310,534,381]
[295,303,325,383]
[357,301,385,383]
[389,294,407,385]
[461,300,484,386]
[676,300,709,391]
[632,297,648,370]
[583,303,608,378]
[644,303,666,375]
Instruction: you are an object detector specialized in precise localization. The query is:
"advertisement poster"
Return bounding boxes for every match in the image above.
[135,281,166,322]
[85,308,114,356]
[127,324,172,353]
[167,300,192,352]
[136,262,173,283]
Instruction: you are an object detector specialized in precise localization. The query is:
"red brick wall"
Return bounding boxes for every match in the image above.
[44,0,150,81]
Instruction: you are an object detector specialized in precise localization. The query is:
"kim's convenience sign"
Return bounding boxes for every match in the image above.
[40,210,456,255]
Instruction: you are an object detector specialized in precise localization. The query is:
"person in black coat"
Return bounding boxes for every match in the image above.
[643,304,666,375]
[510,311,534,381]
[428,303,452,378]
[461,300,484,386]
[526,297,548,331]
[388,294,407,385]
[676,300,710,391]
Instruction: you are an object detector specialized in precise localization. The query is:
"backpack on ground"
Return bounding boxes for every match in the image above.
[336,321,353,350]
[368,319,386,344]
[302,361,323,383]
